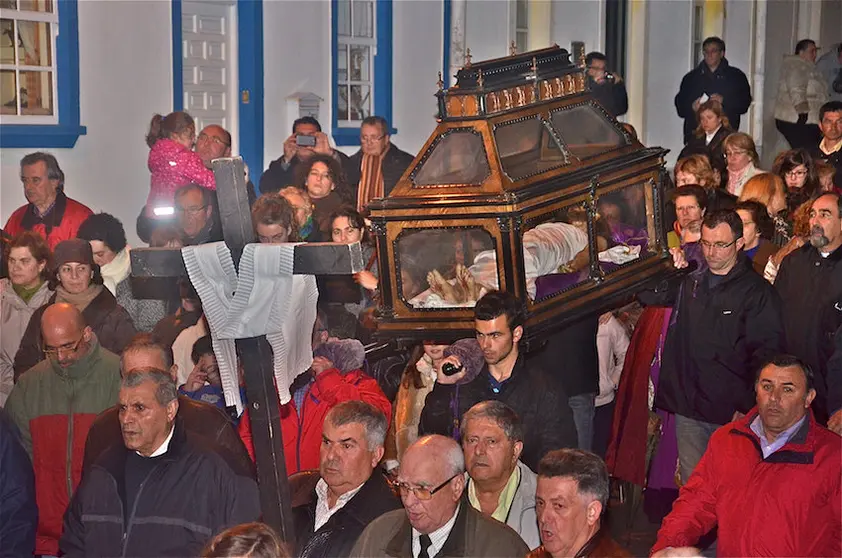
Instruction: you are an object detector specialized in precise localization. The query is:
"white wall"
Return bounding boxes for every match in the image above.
[723,0,753,134]
[643,0,692,166]
[0,0,173,248]
[465,0,510,62]
[550,0,604,56]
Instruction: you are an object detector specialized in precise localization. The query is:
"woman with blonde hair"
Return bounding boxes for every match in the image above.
[722,133,763,197]
[677,99,733,168]
[738,173,791,245]
[674,154,735,213]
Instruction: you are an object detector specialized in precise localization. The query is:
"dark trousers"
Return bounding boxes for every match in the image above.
[775,119,821,150]
[592,400,616,459]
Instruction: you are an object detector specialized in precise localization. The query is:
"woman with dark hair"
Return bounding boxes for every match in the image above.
[1,231,52,404]
[202,522,290,558]
[296,154,352,237]
[677,99,734,169]
[13,239,137,379]
[77,213,167,332]
[326,206,378,317]
[735,200,779,275]
[772,148,821,215]
[251,193,300,243]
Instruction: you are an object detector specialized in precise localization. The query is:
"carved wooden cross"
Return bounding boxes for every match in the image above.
[130,158,364,539]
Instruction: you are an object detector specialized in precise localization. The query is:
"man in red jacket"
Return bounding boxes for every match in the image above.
[651,355,841,558]
[3,152,92,251]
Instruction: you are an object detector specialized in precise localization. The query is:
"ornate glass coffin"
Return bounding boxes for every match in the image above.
[368,46,674,347]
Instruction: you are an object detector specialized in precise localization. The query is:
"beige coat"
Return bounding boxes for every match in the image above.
[774,55,829,124]
[384,356,436,463]
[0,279,52,406]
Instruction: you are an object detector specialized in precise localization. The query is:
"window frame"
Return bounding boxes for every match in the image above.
[510,0,528,54]
[0,0,85,148]
[331,0,395,147]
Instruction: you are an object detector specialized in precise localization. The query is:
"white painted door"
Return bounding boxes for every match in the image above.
[181,0,238,153]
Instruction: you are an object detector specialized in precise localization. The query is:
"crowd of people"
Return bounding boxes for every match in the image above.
[0,37,841,558]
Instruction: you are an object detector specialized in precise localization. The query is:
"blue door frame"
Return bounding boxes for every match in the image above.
[171,0,264,183]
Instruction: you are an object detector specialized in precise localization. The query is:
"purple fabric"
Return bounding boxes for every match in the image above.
[647,307,679,490]
[610,222,649,248]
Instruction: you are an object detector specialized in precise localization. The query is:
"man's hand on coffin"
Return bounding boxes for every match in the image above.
[669,247,689,269]
[183,364,208,393]
[311,356,335,376]
[435,355,467,385]
[355,270,379,291]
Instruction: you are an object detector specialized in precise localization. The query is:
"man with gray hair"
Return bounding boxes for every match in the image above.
[529,449,629,558]
[462,401,540,550]
[60,367,260,557]
[352,434,529,557]
[292,399,400,558]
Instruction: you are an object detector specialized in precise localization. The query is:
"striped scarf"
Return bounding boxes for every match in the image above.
[356,152,386,211]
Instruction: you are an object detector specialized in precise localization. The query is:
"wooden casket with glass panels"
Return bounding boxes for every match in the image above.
[368,46,675,348]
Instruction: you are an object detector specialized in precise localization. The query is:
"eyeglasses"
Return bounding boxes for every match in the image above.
[43,336,84,358]
[197,132,230,148]
[389,472,459,501]
[700,239,738,251]
[724,150,748,158]
[176,205,208,216]
[360,134,386,144]
[785,169,808,178]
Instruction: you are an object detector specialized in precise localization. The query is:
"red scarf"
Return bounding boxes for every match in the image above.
[356,152,386,211]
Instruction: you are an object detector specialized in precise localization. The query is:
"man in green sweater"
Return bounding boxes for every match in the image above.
[5,303,121,557]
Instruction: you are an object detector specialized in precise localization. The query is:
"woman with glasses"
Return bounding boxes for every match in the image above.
[721,133,763,197]
[296,155,353,239]
[13,239,136,380]
[772,148,821,215]
[1,232,52,405]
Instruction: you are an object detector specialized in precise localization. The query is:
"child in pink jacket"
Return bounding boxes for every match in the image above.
[145,111,215,215]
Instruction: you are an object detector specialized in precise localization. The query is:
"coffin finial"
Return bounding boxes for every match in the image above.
[437,71,444,91]
[465,48,472,67]
[510,41,517,56]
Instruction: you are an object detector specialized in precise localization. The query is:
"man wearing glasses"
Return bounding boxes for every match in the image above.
[5,303,121,558]
[291,400,400,558]
[352,434,530,558]
[343,115,414,212]
[652,210,784,485]
[675,37,752,144]
[196,124,257,206]
[174,183,222,246]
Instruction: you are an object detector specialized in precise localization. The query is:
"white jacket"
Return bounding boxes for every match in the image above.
[774,54,829,124]
[596,315,629,407]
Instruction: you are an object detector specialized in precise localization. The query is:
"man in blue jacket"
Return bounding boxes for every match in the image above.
[675,37,752,143]
[0,407,37,557]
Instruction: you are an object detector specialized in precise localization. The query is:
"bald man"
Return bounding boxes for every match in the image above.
[352,434,529,558]
[5,303,121,557]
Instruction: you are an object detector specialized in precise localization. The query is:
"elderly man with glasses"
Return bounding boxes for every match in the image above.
[343,115,414,212]
[352,434,530,558]
[195,124,257,206]
[5,303,121,558]
[647,209,784,488]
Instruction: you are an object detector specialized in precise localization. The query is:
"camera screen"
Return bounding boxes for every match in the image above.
[296,135,317,147]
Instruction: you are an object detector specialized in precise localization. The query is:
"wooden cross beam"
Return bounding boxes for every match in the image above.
[130,157,364,541]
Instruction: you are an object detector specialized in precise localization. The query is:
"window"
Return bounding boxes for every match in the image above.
[332,0,393,146]
[1,0,57,122]
[691,0,704,66]
[512,0,528,54]
[0,0,84,147]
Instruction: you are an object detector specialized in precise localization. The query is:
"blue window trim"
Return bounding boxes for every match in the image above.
[331,0,395,147]
[0,0,87,148]
[442,0,451,88]
[171,0,263,183]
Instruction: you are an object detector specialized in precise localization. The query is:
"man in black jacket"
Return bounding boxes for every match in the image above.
[675,37,752,143]
[419,291,578,471]
[343,116,414,211]
[775,192,842,430]
[654,210,784,484]
[586,52,628,118]
[61,368,260,557]
[0,408,37,558]
[292,400,401,558]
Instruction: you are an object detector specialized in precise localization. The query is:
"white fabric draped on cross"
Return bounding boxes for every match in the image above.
[181,242,319,415]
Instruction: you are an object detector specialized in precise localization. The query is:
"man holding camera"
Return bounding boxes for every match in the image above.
[259,116,348,195]
[586,52,628,118]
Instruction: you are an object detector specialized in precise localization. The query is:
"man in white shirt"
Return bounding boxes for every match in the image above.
[292,400,400,558]
[352,434,530,558]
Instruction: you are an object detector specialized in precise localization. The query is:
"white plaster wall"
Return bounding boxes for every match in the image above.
[723,0,753,135]
[761,0,799,167]
[550,0,604,56]
[642,0,692,166]
[0,0,173,248]
[392,0,442,156]
[262,0,330,168]
[465,0,510,62]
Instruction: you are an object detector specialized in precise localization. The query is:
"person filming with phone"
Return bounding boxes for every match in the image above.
[586,52,628,118]
[259,116,348,195]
